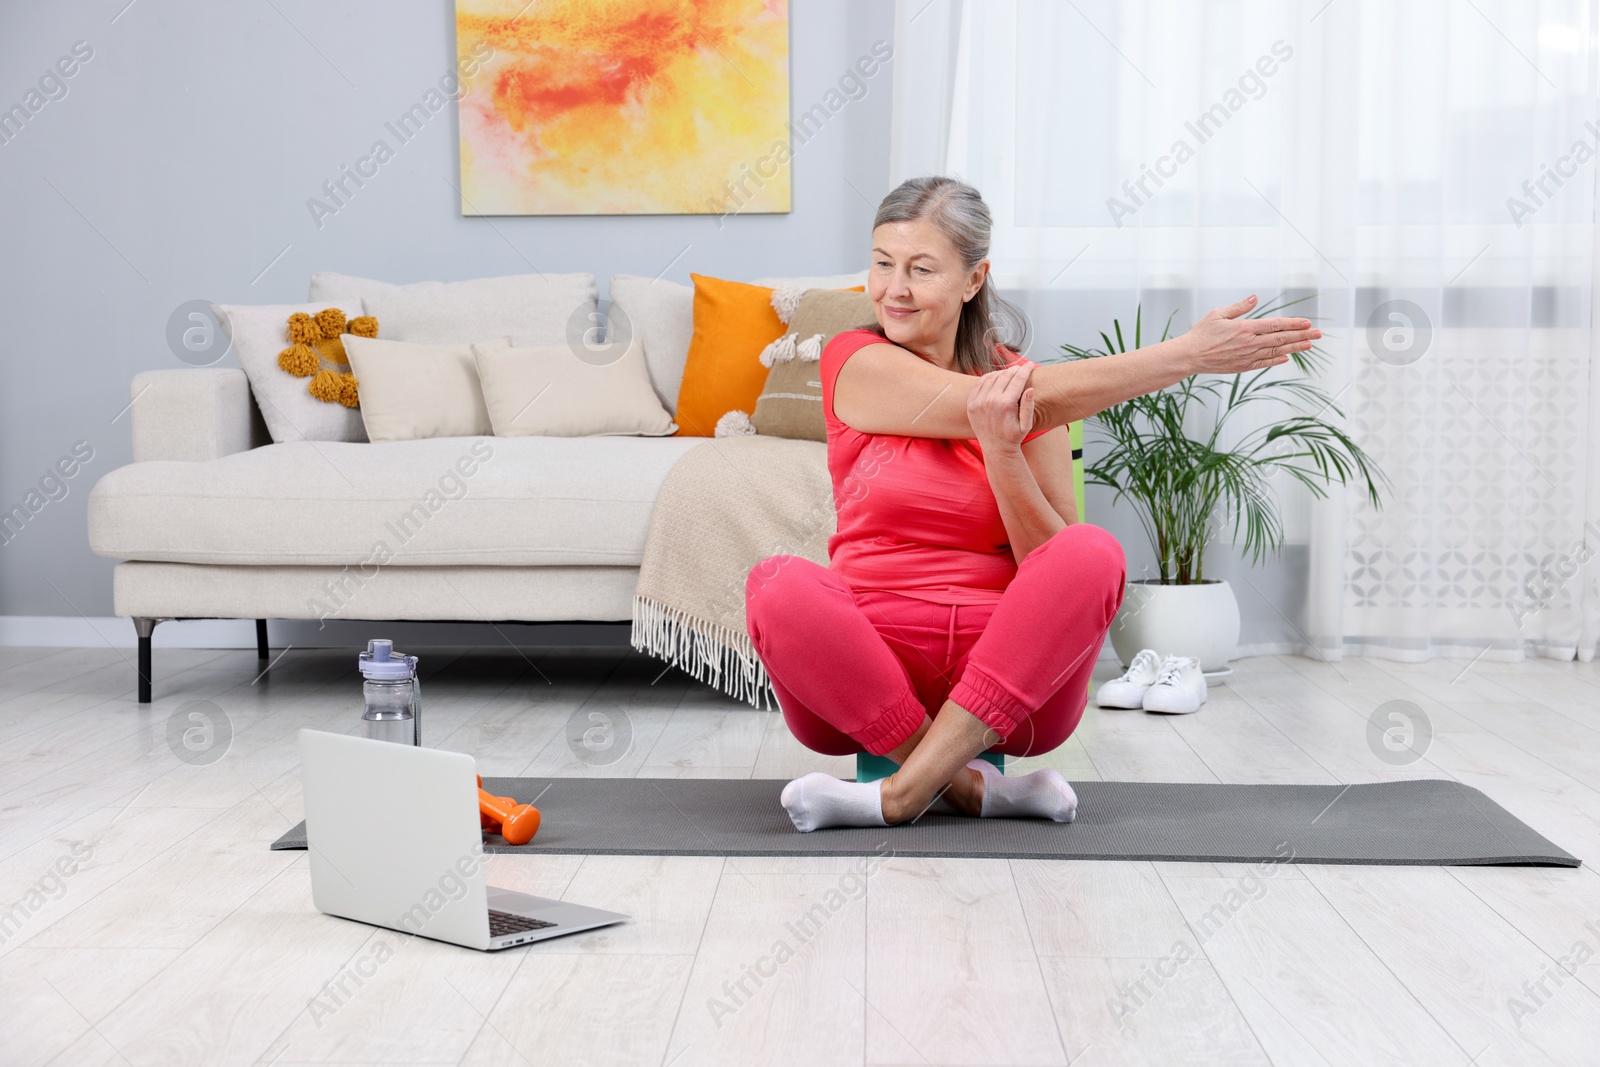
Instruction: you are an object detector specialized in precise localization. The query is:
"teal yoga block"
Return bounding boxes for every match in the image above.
[855,749,1004,783]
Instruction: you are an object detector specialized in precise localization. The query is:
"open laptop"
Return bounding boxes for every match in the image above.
[298,729,628,950]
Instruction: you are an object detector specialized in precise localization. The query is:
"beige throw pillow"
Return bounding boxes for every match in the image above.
[473,338,677,437]
[343,335,510,442]
[751,289,876,441]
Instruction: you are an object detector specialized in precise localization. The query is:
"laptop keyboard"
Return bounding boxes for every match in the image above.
[489,908,558,937]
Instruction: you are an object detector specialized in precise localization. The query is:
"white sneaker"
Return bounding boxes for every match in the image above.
[1142,656,1208,714]
[1097,648,1162,709]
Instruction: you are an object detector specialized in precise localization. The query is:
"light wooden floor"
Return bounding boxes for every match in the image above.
[2,643,1598,1066]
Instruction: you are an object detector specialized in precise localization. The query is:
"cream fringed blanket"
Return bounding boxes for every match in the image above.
[630,435,836,708]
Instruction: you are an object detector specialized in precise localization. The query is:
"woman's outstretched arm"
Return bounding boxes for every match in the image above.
[833,295,1321,438]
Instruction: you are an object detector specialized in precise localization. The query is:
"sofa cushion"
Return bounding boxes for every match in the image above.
[88,435,705,567]
[213,301,369,444]
[608,271,867,414]
[753,289,875,442]
[344,335,510,442]
[473,338,676,438]
[308,271,598,346]
[606,274,695,412]
[672,274,789,438]
[750,271,869,289]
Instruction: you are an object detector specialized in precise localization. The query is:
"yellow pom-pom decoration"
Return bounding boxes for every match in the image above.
[313,307,347,337]
[286,313,320,344]
[315,335,349,364]
[336,373,360,408]
[307,369,345,403]
[280,309,376,406]
[277,343,319,377]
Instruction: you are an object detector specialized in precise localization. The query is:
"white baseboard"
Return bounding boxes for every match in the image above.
[0,616,635,649]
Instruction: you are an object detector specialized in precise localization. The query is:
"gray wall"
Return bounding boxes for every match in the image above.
[0,0,898,620]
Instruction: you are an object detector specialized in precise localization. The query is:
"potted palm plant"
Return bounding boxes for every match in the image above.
[1058,298,1387,672]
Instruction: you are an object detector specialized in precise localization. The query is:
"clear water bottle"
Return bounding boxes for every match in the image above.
[359,639,420,745]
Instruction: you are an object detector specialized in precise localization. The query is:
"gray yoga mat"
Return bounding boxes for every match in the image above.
[270,776,1578,866]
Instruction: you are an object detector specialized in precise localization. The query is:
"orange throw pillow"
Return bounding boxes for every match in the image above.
[672,274,787,437]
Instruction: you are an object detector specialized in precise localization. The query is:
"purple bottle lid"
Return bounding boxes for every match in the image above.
[359,638,417,681]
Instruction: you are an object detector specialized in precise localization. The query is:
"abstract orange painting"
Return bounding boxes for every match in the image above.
[455,0,791,216]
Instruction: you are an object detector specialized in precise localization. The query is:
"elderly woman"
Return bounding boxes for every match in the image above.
[744,176,1319,832]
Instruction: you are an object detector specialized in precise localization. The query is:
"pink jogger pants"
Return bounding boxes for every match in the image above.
[745,524,1127,758]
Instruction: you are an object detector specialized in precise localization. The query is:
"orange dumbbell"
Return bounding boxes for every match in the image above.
[479,788,541,845]
[475,775,518,833]
[477,776,499,831]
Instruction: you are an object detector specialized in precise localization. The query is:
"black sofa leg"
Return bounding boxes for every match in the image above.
[256,619,270,661]
[134,617,161,704]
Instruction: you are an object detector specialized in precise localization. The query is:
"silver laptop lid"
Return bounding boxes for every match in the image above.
[298,729,491,951]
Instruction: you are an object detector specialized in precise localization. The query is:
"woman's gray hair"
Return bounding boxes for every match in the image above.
[866,175,1030,375]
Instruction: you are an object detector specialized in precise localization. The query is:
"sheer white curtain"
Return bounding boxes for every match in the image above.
[893,0,1600,663]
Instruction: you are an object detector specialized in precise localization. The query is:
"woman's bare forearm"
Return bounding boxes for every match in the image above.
[834,336,1199,438]
[984,445,1064,563]
[1029,335,1198,431]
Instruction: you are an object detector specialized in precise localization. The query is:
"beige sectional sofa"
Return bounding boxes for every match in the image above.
[88,269,865,701]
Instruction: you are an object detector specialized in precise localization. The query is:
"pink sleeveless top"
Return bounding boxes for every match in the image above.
[819,329,1053,605]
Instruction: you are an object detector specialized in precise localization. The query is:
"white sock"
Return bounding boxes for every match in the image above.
[970,759,1078,822]
[780,772,887,832]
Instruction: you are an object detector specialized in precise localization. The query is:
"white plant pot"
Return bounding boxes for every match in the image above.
[1107,579,1240,673]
